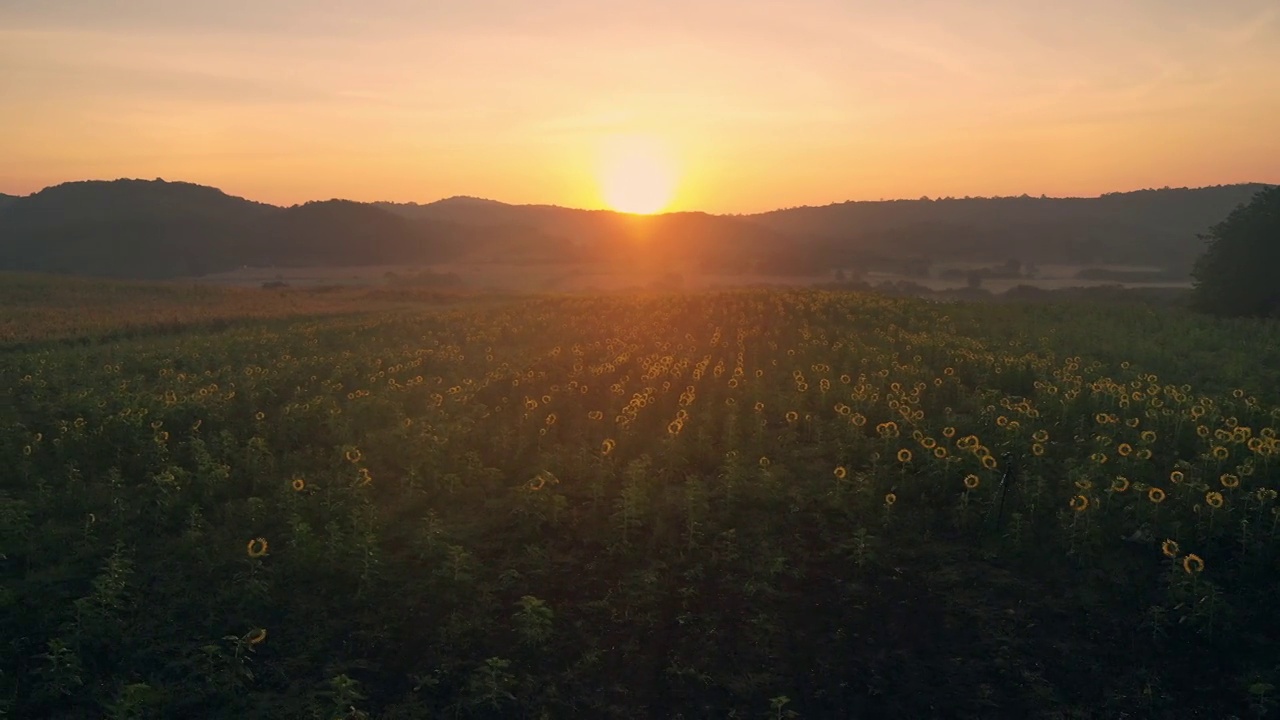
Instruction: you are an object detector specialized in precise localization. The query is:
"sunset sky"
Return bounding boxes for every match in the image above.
[3,0,1279,212]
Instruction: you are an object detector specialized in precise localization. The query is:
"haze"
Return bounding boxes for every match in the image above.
[3,0,1279,212]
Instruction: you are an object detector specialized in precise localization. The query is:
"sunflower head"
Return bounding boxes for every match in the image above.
[247,538,269,558]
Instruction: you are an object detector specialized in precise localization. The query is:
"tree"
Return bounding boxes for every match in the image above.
[1191,186,1280,317]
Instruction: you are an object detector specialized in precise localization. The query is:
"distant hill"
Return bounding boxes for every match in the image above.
[0,179,273,278]
[0,181,458,278]
[0,179,1272,279]
[749,184,1273,270]
[244,200,451,267]
[380,201,807,272]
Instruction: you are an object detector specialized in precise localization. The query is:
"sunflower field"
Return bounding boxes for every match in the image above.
[3,288,1280,718]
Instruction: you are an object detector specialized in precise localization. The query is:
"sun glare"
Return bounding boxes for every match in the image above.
[597,135,677,215]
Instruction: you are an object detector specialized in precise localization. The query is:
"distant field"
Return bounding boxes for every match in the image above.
[194,261,1193,293]
[0,273,470,346]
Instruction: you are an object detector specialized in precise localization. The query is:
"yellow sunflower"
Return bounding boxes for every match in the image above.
[247,538,269,558]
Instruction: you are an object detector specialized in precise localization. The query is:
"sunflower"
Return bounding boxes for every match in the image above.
[247,538,269,558]
[1031,443,1045,457]
[345,448,362,463]
[759,457,771,468]
[667,420,683,436]
[1220,473,1240,489]
[1182,554,1205,574]
[1111,476,1130,492]
[754,402,765,412]
[963,474,980,490]
[922,437,937,450]
[1069,495,1089,512]
[785,411,799,423]
[1118,443,1133,457]
[1147,487,1166,504]
[246,628,267,645]
[1211,446,1229,461]
[1140,430,1157,443]
[1161,539,1180,558]
[1205,491,1224,508]
[291,477,306,492]
[981,454,998,470]
[1090,452,1107,464]
[1032,430,1049,443]
[884,492,897,506]
[933,447,948,459]
[942,426,956,439]
[834,466,848,479]
[897,448,913,463]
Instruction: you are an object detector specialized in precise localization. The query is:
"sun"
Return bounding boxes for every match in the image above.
[597,135,677,215]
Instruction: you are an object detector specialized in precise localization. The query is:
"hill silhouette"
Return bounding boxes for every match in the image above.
[0,179,1272,279]
[244,200,452,267]
[750,185,1270,270]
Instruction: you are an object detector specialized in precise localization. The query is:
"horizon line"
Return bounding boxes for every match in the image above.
[2,176,1275,216]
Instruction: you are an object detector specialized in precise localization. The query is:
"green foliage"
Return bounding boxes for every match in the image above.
[1192,186,1280,317]
[2,289,1279,718]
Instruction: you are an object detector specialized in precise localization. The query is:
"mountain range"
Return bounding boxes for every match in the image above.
[0,179,1271,280]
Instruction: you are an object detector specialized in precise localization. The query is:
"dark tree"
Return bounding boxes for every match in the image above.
[1191,187,1280,317]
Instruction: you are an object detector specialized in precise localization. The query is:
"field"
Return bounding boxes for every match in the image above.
[191,261,1192,294]
[4,278,1280,719]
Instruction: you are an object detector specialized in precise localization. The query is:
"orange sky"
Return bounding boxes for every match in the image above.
[2,0,1279,212]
